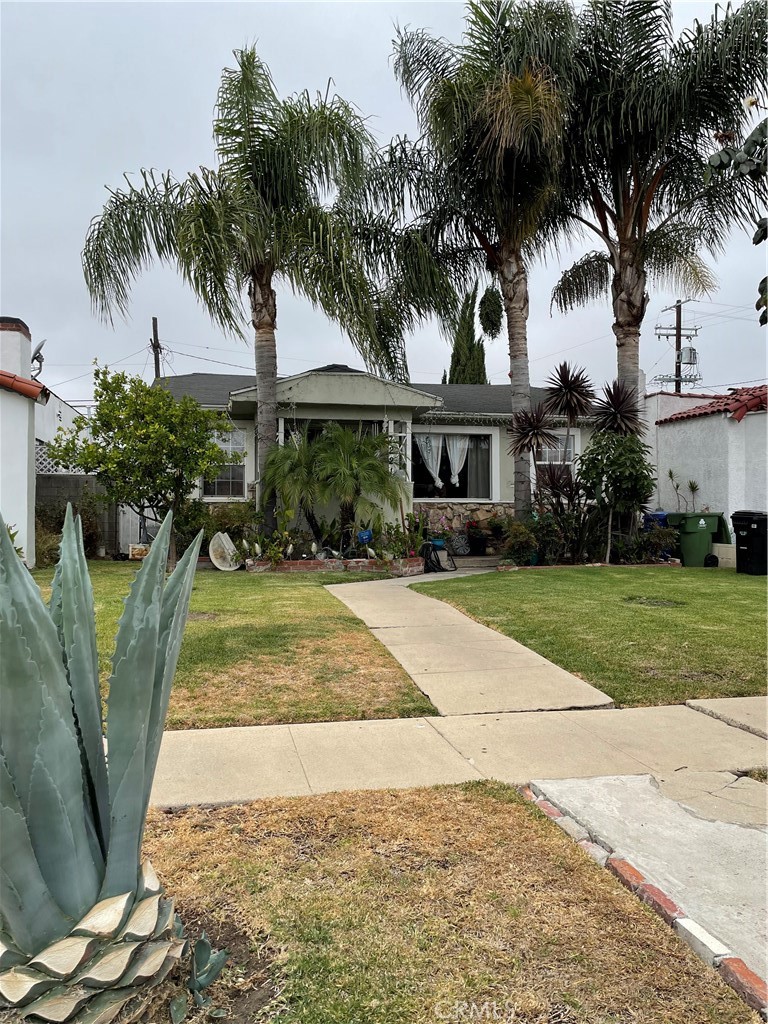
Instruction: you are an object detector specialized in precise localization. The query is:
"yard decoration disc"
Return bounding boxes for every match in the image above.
[208,532,243,571]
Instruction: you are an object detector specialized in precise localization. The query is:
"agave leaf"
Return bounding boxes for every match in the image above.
[0,517,101,924]
[170,994,189,1023]
[57,507,110,855]
[193,935,212,976]
[195,949,228,990]
[141,530,204,828]
[0,753,73,956]
[101,515,171,898]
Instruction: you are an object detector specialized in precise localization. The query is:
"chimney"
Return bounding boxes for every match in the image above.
[0,316,36,566]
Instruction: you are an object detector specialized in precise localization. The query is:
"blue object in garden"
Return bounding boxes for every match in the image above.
[430,538,446,549]
[357,528,373,544]
[643,511,669,531]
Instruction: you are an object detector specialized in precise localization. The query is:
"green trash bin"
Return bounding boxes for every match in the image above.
[676,513,721,567]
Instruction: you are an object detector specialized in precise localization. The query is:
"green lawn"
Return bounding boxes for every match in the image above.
[32,562,436,729]
[413,566,767,707]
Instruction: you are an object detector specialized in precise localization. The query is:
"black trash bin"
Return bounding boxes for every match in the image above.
[730,511,767,575]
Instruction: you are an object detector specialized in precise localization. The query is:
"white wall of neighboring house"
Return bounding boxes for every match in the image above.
[35,389,79,444]
[642,391,721,507]
[0,324,36,565]
[655,411,767,532]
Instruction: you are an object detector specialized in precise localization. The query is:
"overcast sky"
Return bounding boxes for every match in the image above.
[1,1,765,403]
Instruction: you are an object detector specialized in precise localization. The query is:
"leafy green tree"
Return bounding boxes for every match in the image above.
[550,0,766,390]
[578,432,656,563]
[389,0,573,515]
[448,285,488,384]
[48,368,233,562]
[82,47,397,525]
[314,423,407,548]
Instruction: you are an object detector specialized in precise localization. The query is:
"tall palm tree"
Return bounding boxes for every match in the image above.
[551,0,766,392]
[82,47,397,519]
[390,0,575,516]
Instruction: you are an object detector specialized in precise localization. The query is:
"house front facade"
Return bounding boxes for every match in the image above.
[160,364,589,531]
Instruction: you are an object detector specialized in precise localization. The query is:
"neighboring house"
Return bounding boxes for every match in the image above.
[159,364,594,531]
[1,316,52,566]
[651,386,767,526]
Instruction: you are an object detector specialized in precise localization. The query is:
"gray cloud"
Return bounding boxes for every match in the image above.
[1,1,764,402]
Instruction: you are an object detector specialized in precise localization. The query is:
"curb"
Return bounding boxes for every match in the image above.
[519,784,768,1016]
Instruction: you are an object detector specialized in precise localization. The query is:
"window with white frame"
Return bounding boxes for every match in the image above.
[411,432,491,499]
[535,434,575,466]
[203,428,246,498]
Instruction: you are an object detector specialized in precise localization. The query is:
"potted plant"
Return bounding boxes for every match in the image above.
[465,519,487,555]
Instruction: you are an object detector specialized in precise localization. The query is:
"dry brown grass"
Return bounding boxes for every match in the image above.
[168,632,428,729]
[144,782,757,1024]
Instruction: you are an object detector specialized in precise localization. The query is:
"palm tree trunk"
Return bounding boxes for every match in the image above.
[611,245,648,397]
[499,244,532,519]
[250,270,278,530]
[605,504,613,564]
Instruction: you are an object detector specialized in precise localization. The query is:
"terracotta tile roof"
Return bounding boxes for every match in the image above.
[656,386,767,425]
[0,370,50,404]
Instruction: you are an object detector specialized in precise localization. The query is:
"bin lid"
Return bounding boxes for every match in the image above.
[731,510,767,519]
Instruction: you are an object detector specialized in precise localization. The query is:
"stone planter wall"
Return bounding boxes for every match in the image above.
[413,501,515,532]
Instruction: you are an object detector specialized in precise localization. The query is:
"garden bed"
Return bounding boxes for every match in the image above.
[245,556,424,576]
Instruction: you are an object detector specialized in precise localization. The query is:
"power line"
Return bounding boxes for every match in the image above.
[49,347,148,388]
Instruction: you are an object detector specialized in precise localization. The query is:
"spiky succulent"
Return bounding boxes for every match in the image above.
[507,404,560,458]
[0,507,202,1023]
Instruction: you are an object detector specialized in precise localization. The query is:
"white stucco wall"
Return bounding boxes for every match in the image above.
[643,392,721,507]
[0,325,36,565]
[35,390,79,444]
[656,411,767,530]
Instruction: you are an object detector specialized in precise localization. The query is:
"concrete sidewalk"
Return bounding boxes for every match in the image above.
[151,703,767,807]
[327,578,613,715]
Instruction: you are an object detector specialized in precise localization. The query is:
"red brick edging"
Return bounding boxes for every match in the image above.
[517,785,768,1016]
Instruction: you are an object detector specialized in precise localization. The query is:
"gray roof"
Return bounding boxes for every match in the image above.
[157,370,546,416]
[412,382,547,414]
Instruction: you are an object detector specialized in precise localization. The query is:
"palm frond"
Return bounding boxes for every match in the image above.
[593,380,644,435]
[551,251,612,314]
[214,46,278,176]
[543,362,596,423]
[508,403,559,456]
[641,222,716,297]
[82,170,183,323]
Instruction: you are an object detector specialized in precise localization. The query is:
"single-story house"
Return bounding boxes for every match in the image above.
[159,363,594,530]
[651,386,767,526]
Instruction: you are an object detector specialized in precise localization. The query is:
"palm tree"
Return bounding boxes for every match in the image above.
[314,423,407,548]
[550,0,766,392]
[82,47,398,522]
[261,426,324,542]
[543,362,595,464]
[390,0,574,516]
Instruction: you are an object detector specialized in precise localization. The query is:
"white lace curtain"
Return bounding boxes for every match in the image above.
[414,433,444,488]
[445,435,470,486]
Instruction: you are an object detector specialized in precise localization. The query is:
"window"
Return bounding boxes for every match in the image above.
[535,435,574,466]
[285,419,381,444]
[411,433,491,499]
[203,428,246,498]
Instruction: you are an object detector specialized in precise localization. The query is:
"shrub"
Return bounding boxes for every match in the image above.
[502,521,537,565]
[35,520,62,567]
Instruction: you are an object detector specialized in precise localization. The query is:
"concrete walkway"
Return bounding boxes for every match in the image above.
[327,577,613,715]
[151,703,767,806]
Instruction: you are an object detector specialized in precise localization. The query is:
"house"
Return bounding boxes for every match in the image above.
[650,386,767,525]
[159,364,592,531]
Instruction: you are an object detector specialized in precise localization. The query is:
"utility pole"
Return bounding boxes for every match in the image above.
[674,300,682,394]
[654,299,701,391]
[150,316,162,379]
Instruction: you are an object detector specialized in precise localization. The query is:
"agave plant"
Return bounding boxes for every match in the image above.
[0,506,202,1023]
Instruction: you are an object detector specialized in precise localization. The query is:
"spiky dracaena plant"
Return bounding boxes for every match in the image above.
[0,506,202,1023]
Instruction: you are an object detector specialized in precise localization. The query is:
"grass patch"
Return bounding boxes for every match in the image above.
[144,782,757,1023]
[413,566,766,707]
[32,562,436,729]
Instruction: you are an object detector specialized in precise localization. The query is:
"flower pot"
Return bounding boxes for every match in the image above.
[467,535,487,556]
